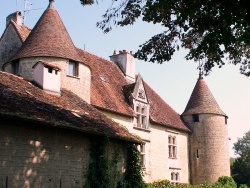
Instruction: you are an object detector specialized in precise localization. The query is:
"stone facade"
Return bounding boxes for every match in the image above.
[0,119,127,188]
[0,23,22,70]
[182,114,230,184]
[101,110,190,183]
[4,57,91,103]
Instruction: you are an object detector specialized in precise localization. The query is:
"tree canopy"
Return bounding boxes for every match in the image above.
[80,0,250,76]
[232,130,250,186]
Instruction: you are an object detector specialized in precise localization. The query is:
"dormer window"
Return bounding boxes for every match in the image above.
[135,104,148,129]
[68,61,79,77]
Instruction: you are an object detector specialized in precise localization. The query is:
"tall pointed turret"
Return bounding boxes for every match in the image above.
[182,76,226,116]
[182,76,230,184]
[11,0,81,62]
[4,0,91,103]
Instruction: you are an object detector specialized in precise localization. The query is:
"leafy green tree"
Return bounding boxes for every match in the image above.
[80,0,250,76]
[232,130,250,186]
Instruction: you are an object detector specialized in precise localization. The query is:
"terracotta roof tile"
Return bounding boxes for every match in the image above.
[77,49,135,117]
[10,20,31,42]
[32,61,61,70]
[182,77,226,117]
[11,6,81,62]
[144,82,190,132]
[77,49,190,132]
[0,71,141,143]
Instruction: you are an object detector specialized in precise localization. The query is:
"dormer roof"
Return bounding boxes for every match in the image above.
[11,1,81,62]
[182,76,227,117]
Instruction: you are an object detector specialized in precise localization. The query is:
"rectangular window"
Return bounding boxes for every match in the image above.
[168,136,177,158]
[139,144,146,168]
[48,68,53,73]
[68,61,79,77]
[12,61,19,75]
[171,172,180,185]
[135,105,148,129]
[192,114,199,122]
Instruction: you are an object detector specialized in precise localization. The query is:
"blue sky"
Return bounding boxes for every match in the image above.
[1,0,250,157]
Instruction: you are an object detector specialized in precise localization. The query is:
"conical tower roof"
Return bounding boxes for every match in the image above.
[12,0,81,62]
[182,76,227,117]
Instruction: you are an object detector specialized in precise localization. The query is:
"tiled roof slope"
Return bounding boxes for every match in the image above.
[77,49,135,117]
[11,5,81,62]
[10,20,31,42]
[182,77,227,117]
[77,49,190,132]
[144,82,190,132]
[0,71,141,143]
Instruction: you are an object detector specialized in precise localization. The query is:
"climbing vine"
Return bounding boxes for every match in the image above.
[117,143,146,188]
[86,137,111,188]
[86,137,145,188]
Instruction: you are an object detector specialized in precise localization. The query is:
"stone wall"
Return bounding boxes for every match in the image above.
[0,119,127,188]
[182,114,230,184]
[0,24,22,70]
[4,57,91,103]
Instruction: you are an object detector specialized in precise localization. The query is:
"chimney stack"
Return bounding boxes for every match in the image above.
[110,50,135,82]
[6,11,22,27]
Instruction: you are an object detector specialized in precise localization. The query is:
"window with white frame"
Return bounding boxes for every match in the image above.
[68,61,79,77]
[135,104,147,129]
[171,172,180,185]
[168,136,177,158]
[138,144,146,168]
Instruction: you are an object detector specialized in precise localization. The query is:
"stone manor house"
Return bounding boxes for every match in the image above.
[0,0,231,187]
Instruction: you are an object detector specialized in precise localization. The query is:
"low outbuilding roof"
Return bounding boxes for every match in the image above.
[0,71,142,143]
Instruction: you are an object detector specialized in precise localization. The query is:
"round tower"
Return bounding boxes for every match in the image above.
[181,76,230,184]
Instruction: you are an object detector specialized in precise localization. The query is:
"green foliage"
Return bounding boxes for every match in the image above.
[80,0,250,76]
[146,180,173,188]
[117,143,146,188]
[144,177,238,188]
[213,176,237,188]
[238,184,249,188]
[232,130,250,186]
[87,137,111,188]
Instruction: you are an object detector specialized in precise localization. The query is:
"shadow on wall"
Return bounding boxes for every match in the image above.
[0,121,90,188]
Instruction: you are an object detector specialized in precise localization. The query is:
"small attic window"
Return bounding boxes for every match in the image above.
[48,67,53,73]
[192,114,199,122]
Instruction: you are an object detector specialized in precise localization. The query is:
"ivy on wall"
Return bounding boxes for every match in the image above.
[117,143,146,188]
[86,137,111,188]
[86,137,145,188]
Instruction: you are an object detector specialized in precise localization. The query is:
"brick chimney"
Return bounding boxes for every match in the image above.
[32,61,61,96]
[110,50,135,82]
[6,11,22,27]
